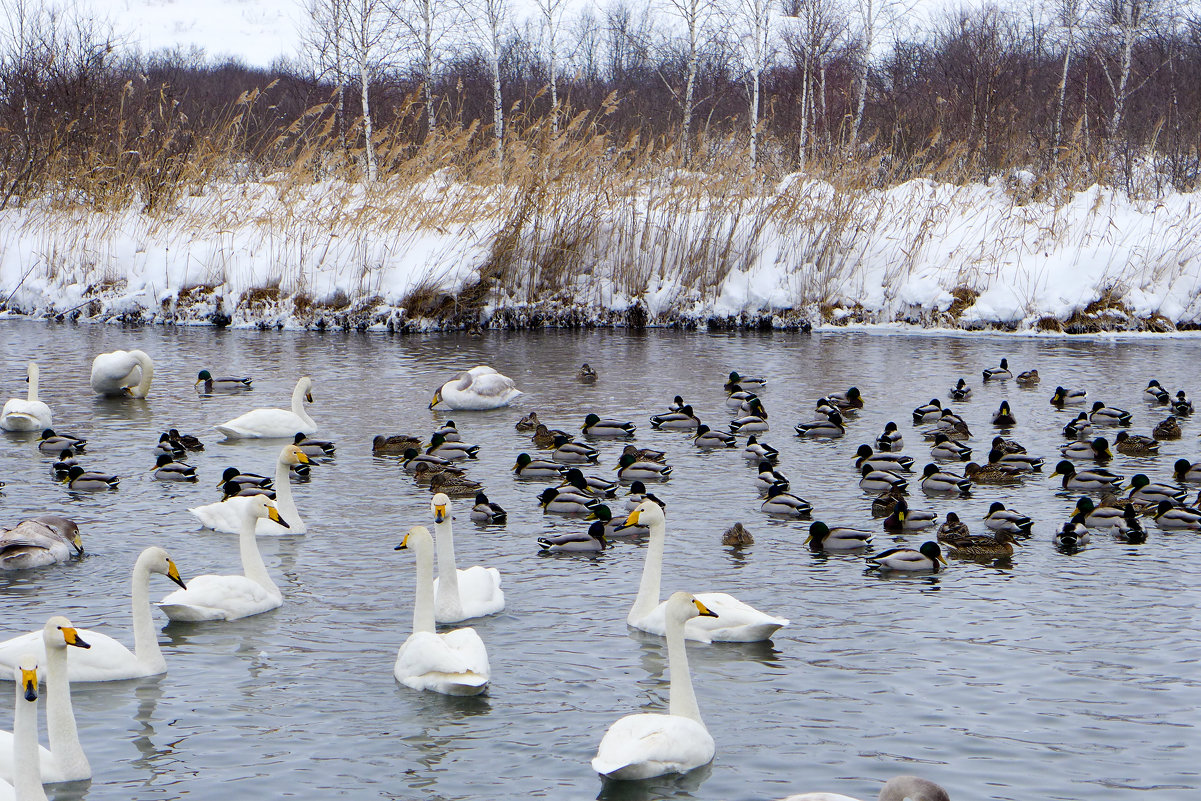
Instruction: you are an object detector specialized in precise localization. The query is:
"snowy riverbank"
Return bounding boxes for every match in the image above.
[2,173,1199,332]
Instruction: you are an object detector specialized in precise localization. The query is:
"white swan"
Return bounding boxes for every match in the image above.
[3,657,48,801]
[430,366,521,410]
[0,517,83,571]
[429,493,504,623]
[0,617,90,783]
[158,496,287,621]
[0,547,186,682]
[393,526,490,696]
[0,362,52,432]
[779,776,951,801]
[215,377,316,439]
[188,445,312,535]
[624,501,788,643]
[593,592,717,780]
[90,349,154,398]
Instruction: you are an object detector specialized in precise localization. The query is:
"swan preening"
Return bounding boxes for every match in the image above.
[0,547,186,682]
[215,376,316,439]
[0,361,53,432]
[592,592,717,780]
[430,493,505,623]
[159,496,288,621]
[0,516,83,571]
[3,657,48,801]
[393,526,490,696]
[90,349,154,398]
[623,501,788,643]
[188,445,312,534]
[0,617,90,784]
[430,366,522,411]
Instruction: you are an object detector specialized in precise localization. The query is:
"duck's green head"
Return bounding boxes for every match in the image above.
[1051,460,1075,478]
[402,448,420,461]
[922,463,940,478]
[1130,474,1150,489]
[986,501,1006,516]
[728,371,741,383]
[429,433,447,447]
[987,449,1004,463]
[583,413,601,429]
[1092,437,1111,457]
[617,454,636,468]
[1175,459,1193,478]
[560,468,587,489]
[587,504,612,522]
[805,521,829,546]
[919,541,947,566]
[196,370,213,384]
[514,453,534,470]
[1155,500,1175,517]
[1073,496,1096,515]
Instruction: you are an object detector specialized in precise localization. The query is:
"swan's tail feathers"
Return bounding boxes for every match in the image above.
[155,602,224,622]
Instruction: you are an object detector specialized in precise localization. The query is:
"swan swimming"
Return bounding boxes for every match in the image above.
[188,445,312,535]
[430,366,522,410]
[430,493,504,623]
[3,657,49,801]
[215,376,316,439]
[0,361,53,432]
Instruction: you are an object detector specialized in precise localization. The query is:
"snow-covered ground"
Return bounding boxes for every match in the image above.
[2,173,1199,331]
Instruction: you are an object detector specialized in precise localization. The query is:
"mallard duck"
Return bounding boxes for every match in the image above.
[293,432,336,457]
[912,398,943,424]
[532,424,571,448]
[428,471,483,497]
[38,429,85,454]
[431,421,462,442]
[373,434,421,455]
[1051,386,1088,407]
[823,387,863,409]
[402,448,455,473]
[722,523,754,547]
[152,454,198,482]
[729,400,769,433]
[470,493,506,524]
[991,401,1016,427]
[582,413,635,438]
[982,358,1012,382]
[726,386,758,409]
[426,433,479,460]
[650,405,700,430]
[989,448,1043,471]
[991,435,1026,454]
[859,463,908,492]
[693,425,737,449]
[928,409,971,438]
[666,395,689,412]
[560,468,618,499]
[855,444,914,472]
[551,435,599,464]
[1060,437,1112,460]
[949,379,972,401]
[882,498,937,531]
[577,363,598,383]
[872,488,907,518]
[1054,514,1091,548]
[983,502,1033,535]
[742,436,778,462]
[1172,390,1194,415]
[1063,412,1093,439]
[625,481,666,511]
[195,370,251,392]
[538,487,598,515]
[920,463,971,494]
[1144,380,1170,403]
[52,449,78,476]
[964,461,1023,485]
[794,411,845,438]
[935,511,969,543]
[539,521,607,552]
[814,397,840,418]
[1090,401,1132,427]
[1152,500,1201,530]
[1050,460,1124,490]
[513,453,566,478]
[616,454,672,481]
[806,521,872,551]
[590,504,644,537]
[876,421,903,451]
[1071,496,1127,528]
[1016,369,1040,386]
[221,480,274,500]
[1153,415,1182,439]
[515,411,540,431]
[725,371,766,390]
[411,461,466,485]
[930,433,971,461]
[760,485,812,517]
[1113,505,1147,543]
[1173,459,1201,482]
[63,466,117,490]
[153,432,185,459]
[1114,430,1159,456]
[162,429,202,453]
[754,461,789,491]
[429,366,521,410]
[945,528,1022,559]
[1126,474,1186,504]
[620,444,665,465]
[868,542,947,571]
[218,466,272,489]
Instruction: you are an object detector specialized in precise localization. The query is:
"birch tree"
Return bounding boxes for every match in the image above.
[660,0,717,159]
[345,0,394,180]
[533,0,569,134]
[390,0,458,137]
[303,0,351,153]
[463,0,509,164]
[848,0,878,147]
[1096,0,1154,151]
[1048,0,1086,156]
[738,0,773,166]
[783,0,844,166]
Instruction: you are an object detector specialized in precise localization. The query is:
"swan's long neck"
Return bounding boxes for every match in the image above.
[14,678,50,801]
[629,518,665,623]
[129,350,154,398]
[130,560,166,673]
[291,381,316,429]
[666,611,704,726]
[412,535,436,635]
[239,514,280,597]
[44,643,89,778]
[26,362,40,403]
[432,517,462,618]
[272,455,300,525]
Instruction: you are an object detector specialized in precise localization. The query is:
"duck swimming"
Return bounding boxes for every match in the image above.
[1051,386,1088,407]
[876,421,903,451]
[1089,401,1132,427]
[868,542,947,572]
[1050,460,1123,490]
[1114,430,1159,456]
[949,379,972,401]
[982,358,1012,381]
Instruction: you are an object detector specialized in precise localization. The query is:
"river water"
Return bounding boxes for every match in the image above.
[1,321,1199,801]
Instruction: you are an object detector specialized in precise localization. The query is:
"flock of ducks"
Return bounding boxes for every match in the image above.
[12,348,1200,799]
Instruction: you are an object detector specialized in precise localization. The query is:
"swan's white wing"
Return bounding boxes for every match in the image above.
[90,351,140,394]
[0,733,58,783]
[592,713,714,780]
[158,575,280,622]
[456,566,505,617]
[0,629,145,682]
[188,498,295,536]
[466,373,518,398]
[632,592,787,643]
[778,794,863,801]
[0,398,52,431]
[394,630,490,695]
[466,366,499,377]
[215,408,314,439]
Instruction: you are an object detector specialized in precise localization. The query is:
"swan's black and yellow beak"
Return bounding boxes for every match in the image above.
[166,558,188,590]
[305,391,314,403]
[71,534,84,555]
[295,449,312,465]
[267,505,290,529]
[693,599,718,618]
[60,625,91,649]
[617,509,641,531]
[21,666,38,701]
[394,532,411,551]
[429,389,442,410]
[434,504,448,524]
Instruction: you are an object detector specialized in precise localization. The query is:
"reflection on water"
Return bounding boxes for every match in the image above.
[3,321,1201,800]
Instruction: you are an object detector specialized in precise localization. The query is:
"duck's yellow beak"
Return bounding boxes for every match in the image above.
[693,599,718,618]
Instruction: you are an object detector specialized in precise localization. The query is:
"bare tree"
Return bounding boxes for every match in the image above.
[462,0,509,164]
[737,0,774,166]
[347,0,394,180]
[1048,0,1086,156]
[659,0,719,159]
[783,0,845,166]
[1095,0,1155,152]
[533,0,569,134]
[303,0,351,152]
[390,0,459,137]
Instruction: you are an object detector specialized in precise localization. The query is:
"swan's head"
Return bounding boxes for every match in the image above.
[431,493,451,523]
[394,525,434,552]
[281,444,312,467]
[139,546,188,589]
[429,387,443,409]
[622,499,665,530]
[665,591,718,625]
[248,495,289,528]
[43,615,91,651]
[297,377,314,404]
[17,656,38,702]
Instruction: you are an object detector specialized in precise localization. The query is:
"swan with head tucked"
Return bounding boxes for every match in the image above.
[0,547,185,682]
[0,618,91,784]
[0,361,53,432]
[429,493,504,623]
[3,657,48,801]
[158,496,288,622]
[779,775,950,801]
[214,377,316,439]
[592,592,717,780]
[90,349,154,398]
[623,501,788,643]
[188,445,312,535]
[392,526,490,696]
[430,366,522,411]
